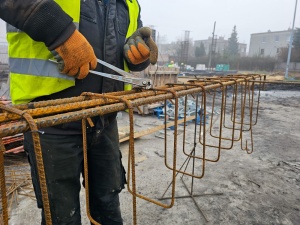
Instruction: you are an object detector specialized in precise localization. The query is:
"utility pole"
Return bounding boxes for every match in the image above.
[208,22,216,71]
[285,0,298,79]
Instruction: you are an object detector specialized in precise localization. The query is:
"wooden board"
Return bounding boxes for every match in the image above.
[119,115,195,143]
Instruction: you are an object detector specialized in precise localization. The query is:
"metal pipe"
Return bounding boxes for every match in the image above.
[285,0,298,79]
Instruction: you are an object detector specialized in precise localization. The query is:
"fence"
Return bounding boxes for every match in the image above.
[275,62,300,72]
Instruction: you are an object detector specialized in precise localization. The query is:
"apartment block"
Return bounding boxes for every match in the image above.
[248,29,292,57]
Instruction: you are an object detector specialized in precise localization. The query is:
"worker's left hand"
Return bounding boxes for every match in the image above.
[124,27,158,65]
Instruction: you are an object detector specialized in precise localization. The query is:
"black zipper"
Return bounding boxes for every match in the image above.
[103,1,109,63]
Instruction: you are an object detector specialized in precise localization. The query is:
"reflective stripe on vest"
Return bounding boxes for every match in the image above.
[7,0,80,105]
[124,0,140,72]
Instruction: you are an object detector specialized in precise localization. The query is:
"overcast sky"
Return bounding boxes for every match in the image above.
[138,0,300,46]
[0,0,299,48]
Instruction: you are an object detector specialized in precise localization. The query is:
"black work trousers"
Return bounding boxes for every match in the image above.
[24,118,125,225]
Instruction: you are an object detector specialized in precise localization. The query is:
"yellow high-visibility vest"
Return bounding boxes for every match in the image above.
[124,0,140,92]
[7,0,139,105]
[124,0,140,72]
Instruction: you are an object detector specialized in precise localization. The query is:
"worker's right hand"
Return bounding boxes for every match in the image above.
[51,30,97,79]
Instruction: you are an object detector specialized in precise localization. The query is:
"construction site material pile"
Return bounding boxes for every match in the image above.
[1,74,293,225]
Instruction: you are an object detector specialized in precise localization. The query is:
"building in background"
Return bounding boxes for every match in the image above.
[194,36,247,57]
[155,43,177,66]
[248,29,292,57]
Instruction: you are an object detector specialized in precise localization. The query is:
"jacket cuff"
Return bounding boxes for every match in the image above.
[22,0,75,49]
[127,59,150,72]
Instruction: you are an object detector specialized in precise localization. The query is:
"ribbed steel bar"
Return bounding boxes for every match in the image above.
[0,139,8,225]
[0,104,52,225]
[81,119,102,225]
[250,80,300,85]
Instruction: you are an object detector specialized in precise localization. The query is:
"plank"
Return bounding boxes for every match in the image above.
[119,115,195,143]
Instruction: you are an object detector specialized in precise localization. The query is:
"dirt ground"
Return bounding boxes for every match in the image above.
[2,82,300,225]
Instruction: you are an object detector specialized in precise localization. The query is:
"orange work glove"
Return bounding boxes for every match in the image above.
[51,30,97,79]
[124,27,158,65]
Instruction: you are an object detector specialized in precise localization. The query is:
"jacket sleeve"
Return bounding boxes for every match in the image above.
[0,0,76,50]
[126,0,151,72]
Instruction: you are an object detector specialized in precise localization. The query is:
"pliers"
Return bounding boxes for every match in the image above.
[49,58,153,89]
[89,59,152,89]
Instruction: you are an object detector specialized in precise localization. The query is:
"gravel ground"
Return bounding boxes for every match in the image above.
[3,84,300,225]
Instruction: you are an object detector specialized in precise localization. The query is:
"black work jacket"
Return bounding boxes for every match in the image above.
[50,0,149,99]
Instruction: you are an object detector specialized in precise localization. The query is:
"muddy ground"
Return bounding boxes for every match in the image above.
[3,83,300,225]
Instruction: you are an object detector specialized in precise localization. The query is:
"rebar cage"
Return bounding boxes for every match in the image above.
[0,74,267,225]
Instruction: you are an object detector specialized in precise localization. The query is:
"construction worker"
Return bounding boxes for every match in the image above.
[168,60,175,67]
[0,0,157,224]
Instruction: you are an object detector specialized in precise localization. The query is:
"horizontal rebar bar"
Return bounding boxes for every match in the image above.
[0,75,263,137]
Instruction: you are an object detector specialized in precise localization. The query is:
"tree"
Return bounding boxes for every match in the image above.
[293,27,300,48]
[227,25,239,57]
[293,28,300,61]
[195,42,206,57]
[279,28,300,62]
